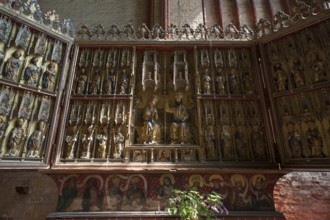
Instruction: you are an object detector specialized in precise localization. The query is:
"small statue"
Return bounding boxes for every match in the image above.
[76,68,88,95]
[287,123,304,158]
[273,63,289,91]
[103,67,116,94]
[41,63,57,91]
[64,125,79,159]
[220,125,235,159]
[6,118,26,157]
[205,114,216,159]
[4,50,22,81]
[113,127,124,159]
[202,69,212,94]
[23,57,40,86]
[0,117,8,144]
[290,58,305,88]
[228,68,241,94]
[216,75,226,95]
[306,122,325,157]
[95,126,108,159]
[165,92,189,144]
[80,125,95,159]
[141,95,161,144]
[251,123,267,159]
[26,120,46,158]
[235,125,250,159]
[89,70,101,95]
[242,71,254,95]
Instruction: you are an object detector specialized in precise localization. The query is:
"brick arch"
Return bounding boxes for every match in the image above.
[273,172,330,220]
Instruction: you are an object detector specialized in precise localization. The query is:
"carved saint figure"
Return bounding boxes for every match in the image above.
[228,68,240,94]
[287,123,304,158]
[113,128,124,159]
[76,68,88,95]
[4,50,21,81]
[26,120,46,158]
[242,71,254,95]
[235,125,250,159]
[23,57,40,86]
[64,125,79,159]
[96,126,108,159]
[142,96,160,144]
[103,67,116,94]
[220,125,235,159]
[202,69,212,94]
[0,117,8,145]
[6,118,26,157]
[290,58,305,87]
[306,122,325,157]
[273,63,288,91]
[80,125,95,159]
[251,124,267,159]
[165,92,189,144]
[216,75,226,95]
[89,70,101,94]
[41,63,57,91]
[205,114,216,159]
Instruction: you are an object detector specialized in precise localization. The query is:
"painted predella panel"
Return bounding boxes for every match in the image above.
[53,173,281,212]
[264,20,330,164]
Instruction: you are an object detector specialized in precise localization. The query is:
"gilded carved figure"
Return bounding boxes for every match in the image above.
[76,68,88,95]
[80,125,95,159]
[251,123,267,159]
[113,128,124,159]
[306,122,325,157]
[4,50,22,81]
[26,120,46,158]
[23,57,40,86]
[289,58,305,87]
[6,118,26,157]
[220,125,235,159]
[64,125,79,159]
[142,95,160,144]
[205,113,216,159]
[235,125,250,159]
[95,126,108,159]
[165,92,189,144]
[273,63,288,91]
[202,69,212,94]
[287,123,304,158]
[228,68,240,94]
[41,63,57,91]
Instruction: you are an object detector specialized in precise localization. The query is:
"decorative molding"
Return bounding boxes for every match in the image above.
[0,0,75,40]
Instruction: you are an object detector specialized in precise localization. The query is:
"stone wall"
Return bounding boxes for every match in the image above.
[274,172,330,220]
[0,171,58,220]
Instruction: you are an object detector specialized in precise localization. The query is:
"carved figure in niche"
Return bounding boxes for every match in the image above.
[216,75,226,95]
[0,117,8,146]
[23,57,40,86]
[103,66,116,94]
[251,123,267,159]
[0,18,11,43]
[228,68,240,94]
[287,122,304,158]
[205,114,216,159]
[95,126,108,159]
[119,76,128,95]
[235,125,250,159]
[230,174,251,211]
[82,178,103,211]
[202,69,212,94]
[158,150,170,162]
[76,68,88,95]
[0,87,13,117]
[165,92,189,144]
[306,122,325,157]
[306,38,327,82]
[290,58,305,87]
[89,70,101,95]
[183,149,196,161]
[6,118,26,157]
[220,125,235,159]
[134,149,146,162]
[4,50,21,81]
[64,125,79,159]
[242,71,254,95]
[80,125,95,159]
[113,127,124,159]
[273,63,288,91]
[142,95,160,144]
[41,63,57,91]
[106,176,123,210]
[158,174,174,209]
[15,26,31,51]
[124,177,146,210]
[26,120,46,158]
[249,175,274,211]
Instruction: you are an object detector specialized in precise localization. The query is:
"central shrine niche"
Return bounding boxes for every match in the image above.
[58,46,273,165]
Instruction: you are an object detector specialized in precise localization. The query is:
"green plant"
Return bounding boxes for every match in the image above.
[167,187,228,220]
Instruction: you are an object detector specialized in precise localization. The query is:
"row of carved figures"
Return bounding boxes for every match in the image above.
[0,87,52,158]
[0,0,75,38]
[267,27,330,92]
[276,89,330,159]
[76,1,330,40]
